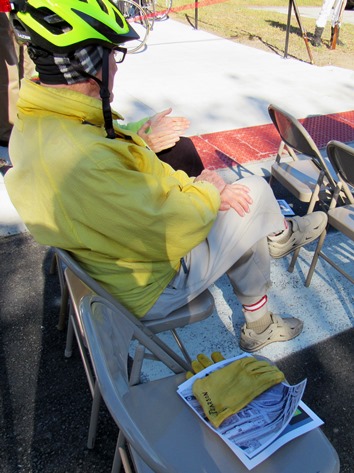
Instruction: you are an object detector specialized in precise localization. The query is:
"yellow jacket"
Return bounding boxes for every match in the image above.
[5,79,220,316]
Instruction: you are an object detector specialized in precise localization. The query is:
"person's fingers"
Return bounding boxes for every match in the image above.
[220,184,253,216]
[150,108,173,126]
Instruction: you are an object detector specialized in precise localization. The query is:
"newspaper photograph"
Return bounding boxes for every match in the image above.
[277,199,295,216]
[177,354,323,470]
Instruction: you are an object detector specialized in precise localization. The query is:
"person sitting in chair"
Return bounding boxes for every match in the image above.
[5,0,327,352]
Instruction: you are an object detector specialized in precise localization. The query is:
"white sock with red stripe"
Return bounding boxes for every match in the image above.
[242,296,272,334]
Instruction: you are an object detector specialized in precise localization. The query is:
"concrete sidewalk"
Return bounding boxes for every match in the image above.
[114,17,354,134]
[0,17,353,473]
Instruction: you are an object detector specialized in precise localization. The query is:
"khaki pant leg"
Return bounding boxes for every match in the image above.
[143,175,284,320]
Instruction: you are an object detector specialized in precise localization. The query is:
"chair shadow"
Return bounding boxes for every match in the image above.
[28,247,118,471]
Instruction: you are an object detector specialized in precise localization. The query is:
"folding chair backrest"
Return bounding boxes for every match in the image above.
[327,140,354,194]
[80,295,173,473]
[268,104,337,188]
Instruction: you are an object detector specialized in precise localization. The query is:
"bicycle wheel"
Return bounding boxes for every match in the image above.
[154,0,172,20]
[115,0,150,53]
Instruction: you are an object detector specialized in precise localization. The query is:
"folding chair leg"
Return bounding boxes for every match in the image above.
[288,247,301,273]
[55,252,70,330]
[64,307,75,358]
[171,329,192,365]
[288,187,321,273]
[87,381,102,449]
[305,229,327,287]
[129,344,145,386]
[57,282,69,331]
[119,445,134,473]
[111,431,125,473]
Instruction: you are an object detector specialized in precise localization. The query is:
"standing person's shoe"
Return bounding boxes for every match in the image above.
[267,212,328,259]
[240,313,303,352]
[312,26,324,46]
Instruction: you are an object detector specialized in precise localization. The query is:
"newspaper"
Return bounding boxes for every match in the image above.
[177,354,323,470]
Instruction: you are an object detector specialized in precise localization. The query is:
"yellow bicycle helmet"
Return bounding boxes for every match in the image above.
[9,0,139,52]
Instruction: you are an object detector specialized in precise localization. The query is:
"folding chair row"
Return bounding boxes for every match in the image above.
[80,294,340,473]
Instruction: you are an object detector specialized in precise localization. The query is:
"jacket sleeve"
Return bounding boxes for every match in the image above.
[118,117,149,134]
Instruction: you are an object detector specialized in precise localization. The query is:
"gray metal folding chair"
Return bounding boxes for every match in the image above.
[268,104,338,272]
[80,294,340,473]
[53,248,215,448]
[305,140,354,287]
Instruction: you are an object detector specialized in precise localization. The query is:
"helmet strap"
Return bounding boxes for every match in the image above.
[99,48,115,139]
[79,48,115,139]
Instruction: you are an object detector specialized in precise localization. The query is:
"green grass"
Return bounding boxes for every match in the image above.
[169,0,354,67]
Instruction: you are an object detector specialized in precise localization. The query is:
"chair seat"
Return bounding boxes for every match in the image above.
[122,373,340,473]
[65,266,215,336]
[144,290,215,333]
[271,159,326,201]
[328,204,354,239]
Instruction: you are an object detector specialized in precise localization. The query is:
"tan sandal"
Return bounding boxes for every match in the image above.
[268,212,327,259]
[240,313,303,352]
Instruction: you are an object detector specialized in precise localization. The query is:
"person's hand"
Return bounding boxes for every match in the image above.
[137,108,190,153]
[220,183,253,215]
[194,169,226,191]
[195,170,253,216]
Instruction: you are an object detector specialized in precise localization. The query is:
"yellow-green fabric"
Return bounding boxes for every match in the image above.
[192,356,285,428]
[5,79,221,317]
[119,117,149,134]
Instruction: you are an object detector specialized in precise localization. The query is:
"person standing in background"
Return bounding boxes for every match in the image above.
[311,0,346,47]
[0,12,35,148]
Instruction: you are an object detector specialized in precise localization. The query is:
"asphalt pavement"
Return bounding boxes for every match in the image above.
[0,16,353,473]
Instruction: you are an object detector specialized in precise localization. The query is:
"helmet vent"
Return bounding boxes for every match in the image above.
[113,9,125,29]
[35,7,73,35]
[97,0,109,14]
[43,13,65,24]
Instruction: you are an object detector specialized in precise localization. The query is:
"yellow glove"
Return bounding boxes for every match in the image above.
[186,352,225,380]
[192,356,285,428]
